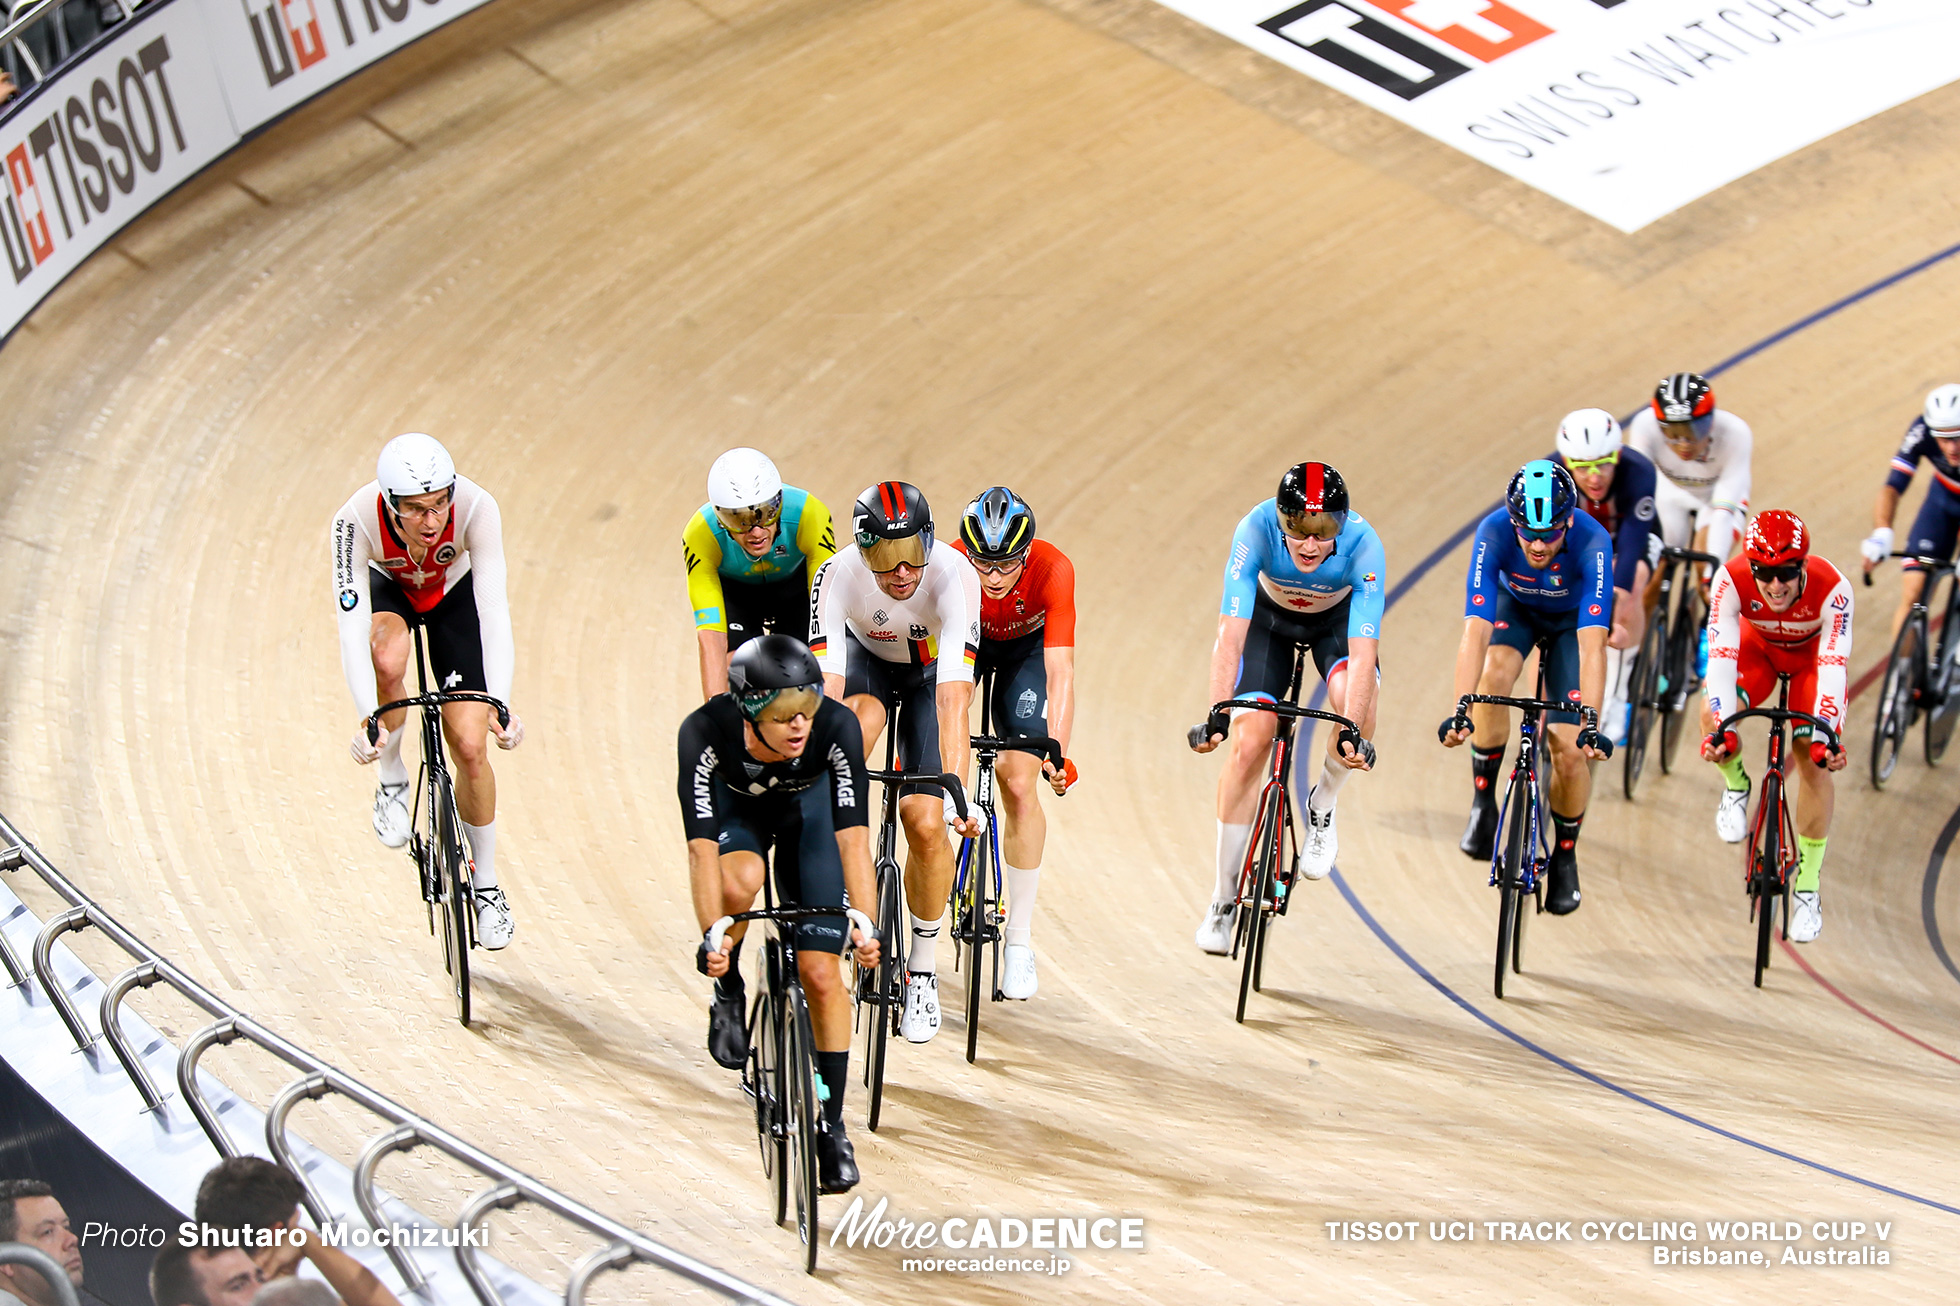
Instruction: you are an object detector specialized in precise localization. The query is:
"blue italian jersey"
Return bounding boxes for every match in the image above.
[1464,508,1612,628]
[1220,500,1387,640]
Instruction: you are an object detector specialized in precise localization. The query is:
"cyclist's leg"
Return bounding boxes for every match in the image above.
[428,576,499,883]
[1531,616,1589,913]
[892,666,952,1040]
[1604,547,1654,741]
[840,633,891,756]
[367,575,416,788]
[1897,488,1960,635]
[779,786,860,1188]
[987,632,1050,956]
[1778,659,1833,940]
[1209,600,1290,911]
[706,800,770,1067]
[1307,601,1368,801]
[1461,592,1529,857]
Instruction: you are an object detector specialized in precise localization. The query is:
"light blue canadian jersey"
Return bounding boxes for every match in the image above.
[1219,500,1387,639]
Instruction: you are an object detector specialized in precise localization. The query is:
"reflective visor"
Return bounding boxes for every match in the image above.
[857,531,929,572]
[1516,525,1566,544]
[1280,509,1346,541]
[754,684,822,723]
[1660,415,1714,447]
[715,493,783,535]
[1750,562,1803,586]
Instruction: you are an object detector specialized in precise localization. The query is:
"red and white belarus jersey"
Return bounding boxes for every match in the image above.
[330,475,513,715]
[1704,555,1853,737]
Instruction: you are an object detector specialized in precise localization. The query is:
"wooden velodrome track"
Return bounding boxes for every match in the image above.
[3,0,1960,1300]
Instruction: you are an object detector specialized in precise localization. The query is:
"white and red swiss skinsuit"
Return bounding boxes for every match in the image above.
[1704,555,1853,741]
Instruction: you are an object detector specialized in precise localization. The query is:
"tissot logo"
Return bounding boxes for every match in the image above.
[1258,0,1553,101]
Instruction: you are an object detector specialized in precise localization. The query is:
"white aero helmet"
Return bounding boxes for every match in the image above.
[1556,408,1623,464]
[377,433,456,507]
[708,447,785,533]
[1924,384,1960,434]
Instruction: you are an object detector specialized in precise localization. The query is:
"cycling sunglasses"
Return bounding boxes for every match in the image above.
[1750,562,1804,586]
[969,552,1028,576]
[1566,452,1618,475]
[715,493,784,534]
[1514,525,1566,544]
[1659,414,1715,446]
[1280,509,1345,541]
[857,531,929,573]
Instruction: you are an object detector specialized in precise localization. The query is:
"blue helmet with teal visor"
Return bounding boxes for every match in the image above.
[1505,459,1578,539]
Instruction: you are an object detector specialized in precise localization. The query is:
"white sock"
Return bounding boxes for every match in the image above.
[1311,758,1351,811]
[908,912,943,972]
[1004,862,1040,949]
[378,726,408,788]
[1214,822,1252,905]
[464,820,498,890]
[1605,646,1632,707]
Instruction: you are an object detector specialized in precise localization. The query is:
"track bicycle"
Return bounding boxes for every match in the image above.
[950,668,1064,1063]
[707,900,876,1273]
[365,620,509,1026]
[1624,545,1720,798]
[1449,632,1611,1000]
[855,696,967,1131]
[1189,642,1372,1024]
[1866,551,1960,787]
[1711,677,1839,986]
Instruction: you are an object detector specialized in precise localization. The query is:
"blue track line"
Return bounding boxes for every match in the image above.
[1300,237,1960,1214]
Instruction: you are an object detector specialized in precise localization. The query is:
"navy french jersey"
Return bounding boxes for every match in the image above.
[1555,445,1659,593]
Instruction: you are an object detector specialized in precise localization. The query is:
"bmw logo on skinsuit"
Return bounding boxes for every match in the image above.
[338,589,359,611]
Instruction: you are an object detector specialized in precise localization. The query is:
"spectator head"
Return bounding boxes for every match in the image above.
[149,1244,263,1306]
[251,1279,339,1306]
[0,1180,83,1306]
[193,1160,303,1234]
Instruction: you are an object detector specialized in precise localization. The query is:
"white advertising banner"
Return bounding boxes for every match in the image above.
[206,0,502,132]
[0,5,238,331]
[1153,0,1960,232]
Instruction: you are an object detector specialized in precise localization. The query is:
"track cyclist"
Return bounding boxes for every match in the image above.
[678,635,880,1192]
[1190,462,1381,954]
[684,447,837,698]
[1553,409,1661,744]
[811,481,983,1042]
[334,433,523,948]
[1441,461,1611,915]
[1700,512,1850,942]
[1624,371,1752,607]
[1861,384,1960,635]
[950,487,1078,1000]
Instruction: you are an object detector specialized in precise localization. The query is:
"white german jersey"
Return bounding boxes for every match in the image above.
[809,541,981,684]
[1624,408,1753,517]
[330,475,514,714]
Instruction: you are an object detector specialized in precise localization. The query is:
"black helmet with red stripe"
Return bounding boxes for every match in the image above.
[1651,372,1715,424]
[1275,462,1350,541]
[853,481,934,572]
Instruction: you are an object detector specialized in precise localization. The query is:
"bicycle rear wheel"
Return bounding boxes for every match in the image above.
[862,858,902,1131]
[1872,620,1921,788]
[434,774,472,1027]
[1623,605,1668,799]
[783,985,821,1273]
[1235,787,1282,1024]
[1494,768,1532,1000]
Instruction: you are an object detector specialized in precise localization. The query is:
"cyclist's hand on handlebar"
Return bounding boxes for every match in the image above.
[350,719,385,765]
[1576,725,1612,760]
[1437,714,1473,747]
[1702,730,1739,763]
[945,803,984,840]
[1861,526,1893,573]
[1042,758,1078,795]
[698,936,732,979]
[492,711,525,751]
[1810,738,1848,771]
[1189,710,1231,753]
[1336,726,1376,771]
[850,923,881,970]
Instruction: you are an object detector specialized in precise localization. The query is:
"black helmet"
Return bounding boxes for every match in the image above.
[853,481,934,572]
[1275,462,1350,540]
[1651,372,1715,425]
[960,487,1036,562]
[728,635,823,723]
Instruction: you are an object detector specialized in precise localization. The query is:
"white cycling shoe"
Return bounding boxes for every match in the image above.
[475,886,515,950]
[1715,784,1750,844]
[372,782,411,848]
[1604,697,1630,748]
[1194,901,1233,955]
[1788,890,1822,944]
[1000,945,1038,1000]
[901,972,940,1042]
[1302,790,1337,881]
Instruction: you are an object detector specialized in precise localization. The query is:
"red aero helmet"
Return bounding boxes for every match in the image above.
[1744,509,1809,568]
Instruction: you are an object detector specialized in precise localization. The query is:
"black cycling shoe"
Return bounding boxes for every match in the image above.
[1460,800,1498,860]
[1544,848,1582,916]
[708,981,748,1070]
[817,1124,860,1194]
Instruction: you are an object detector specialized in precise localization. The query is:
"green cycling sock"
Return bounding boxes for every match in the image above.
[1717,756,1749,792]
[1795,835,1826,894]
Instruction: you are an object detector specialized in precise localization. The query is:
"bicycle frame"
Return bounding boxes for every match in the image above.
[1869,551,1960,785]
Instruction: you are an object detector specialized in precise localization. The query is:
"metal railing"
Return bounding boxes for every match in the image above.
[1,0,132,88]
[0,811,796,1306]
[0,1244,81,1306]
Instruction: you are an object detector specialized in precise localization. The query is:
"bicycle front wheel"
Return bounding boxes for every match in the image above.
[1235,786,1283,1024]
[1494,768,1532,1000]
[862,859,902,1131]
[1623,605,1668,799]
[961,828,993,1065]
[783,986,821,1273]
[435,775,472,1027]
[1752,775,1782,988]
[750,989,786,1225]
[1872,619,1921,788]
